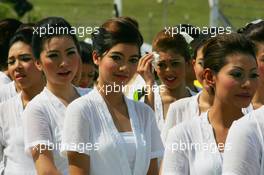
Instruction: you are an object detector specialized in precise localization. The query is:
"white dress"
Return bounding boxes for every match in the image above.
[223,106,264,175]
[23,87,90,175]
[0,72,11,86]
[154,86,197,132]
[161,93,253,143]
[0,93,36,175]
[161,92,201,143]
[61,88,164,175]
[162,112,225,175]
[0,81,17,103]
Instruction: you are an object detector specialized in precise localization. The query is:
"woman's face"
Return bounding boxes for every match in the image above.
[155,50,186,89]
[193,46,205,84]
[79,63,96,88]
[255,42,264,85]
[95,43,140,89]
[213,53,258,109]
[8,41,42,90]
[37,36,80,86]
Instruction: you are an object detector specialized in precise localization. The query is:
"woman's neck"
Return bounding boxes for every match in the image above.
[21,78,46,107]
[198,89,214,114]
[46,82,78,105]
[208,100,243,129]
[251,84,264,109]
[160,83,189,100]
[96,82,125,107]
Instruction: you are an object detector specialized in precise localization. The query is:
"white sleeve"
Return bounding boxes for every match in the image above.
[61,100,91,156]
[0,125,4,173]
[161,125,189,175]
[222,119,262,175]
[23,102,53,153]
[148,108,164,159]
[161,103,177,143]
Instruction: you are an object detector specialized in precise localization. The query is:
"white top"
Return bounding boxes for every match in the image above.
[161,92,253,143]
[0,72,11,86]
[23,86,90,175]
[61,88,164,175]
[120,132,136,170]
[0,81,17,103]
[162,112,224,175]
[154,86,197,132]
[0,94,36,175]
[223,106,264,175]
[161,92,201,143]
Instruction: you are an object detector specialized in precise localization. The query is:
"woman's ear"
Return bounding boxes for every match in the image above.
[203,68,216,88]
[92,51,100,66]
[34,59,43,71]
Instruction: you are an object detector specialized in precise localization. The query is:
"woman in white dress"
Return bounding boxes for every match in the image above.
[161,34,214,142]
[161,33,259,175]
[0,26,45,174]
[23,17,89,175]
[61,17,164,175]
[222,19,264,175]
[137,29,193,132]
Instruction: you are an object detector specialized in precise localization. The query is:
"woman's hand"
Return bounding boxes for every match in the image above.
[137,53,155,85]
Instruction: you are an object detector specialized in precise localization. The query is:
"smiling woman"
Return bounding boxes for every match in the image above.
[22,17,90,175]
[161,33,258,175]
[61,17,164,175]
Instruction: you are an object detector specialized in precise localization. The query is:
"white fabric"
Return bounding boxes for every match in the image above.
[61,88,164,175]
[0,81,17,103]
[162,112,223,175]
[120,132,136,170]
[154,87,164,132]
[223,106,264,175]
[0,72,11,86]
[161,92,253,143]
[0,94,36,175]
[23,86,90,175]
[154,86,197,132]
[161,92,201,143]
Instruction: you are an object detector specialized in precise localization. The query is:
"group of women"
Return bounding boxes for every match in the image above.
[0,16,263,175]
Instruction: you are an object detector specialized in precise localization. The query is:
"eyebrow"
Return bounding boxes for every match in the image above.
[8,53,31,59]
[65,47,76,52]
[111,51,139,58]
[232,66,257,71]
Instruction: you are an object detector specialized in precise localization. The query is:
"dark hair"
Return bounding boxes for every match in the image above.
[190,33,212,60]
[203,33,256,74]
[238,20,264,54]
[79,41,93,65]
[0,18,22,70]
[237,19,264,42]
[9,24,34,48]
[32,17,80,60]
[152,29,191,62]
[91,17,143,56]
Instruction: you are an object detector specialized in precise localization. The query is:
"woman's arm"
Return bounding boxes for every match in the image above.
[67,151,90,175]
[31,145,61,175]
